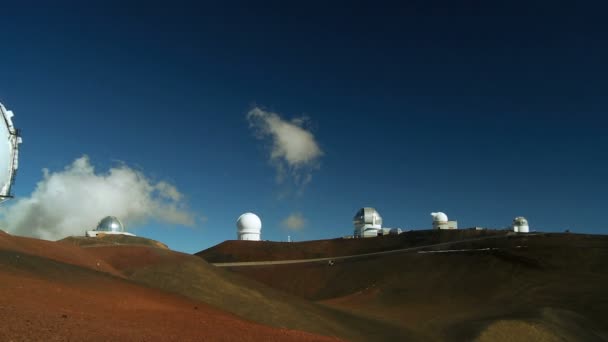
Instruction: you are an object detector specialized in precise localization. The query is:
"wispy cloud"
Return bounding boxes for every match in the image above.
[0,155,195,240]
[247,107,323,186]
[281,212,306,231]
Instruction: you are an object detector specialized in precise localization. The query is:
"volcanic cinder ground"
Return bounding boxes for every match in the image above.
[2,229,608,341]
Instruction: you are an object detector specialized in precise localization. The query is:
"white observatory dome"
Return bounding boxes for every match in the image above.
[236,212,262,241]
[431,212,448,222]
[431,212,458,229]
[512,216,530,233]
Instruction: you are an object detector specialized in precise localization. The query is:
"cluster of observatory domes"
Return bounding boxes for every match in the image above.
[350,208,529,237]
[85,209,530,243]
[80,208,530,246]
[232,208,531,242]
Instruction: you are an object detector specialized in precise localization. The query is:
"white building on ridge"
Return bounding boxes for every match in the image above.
[512,216,529,233]
[431,212,458,230]
[353,207,383,237]
[237,212,262,241]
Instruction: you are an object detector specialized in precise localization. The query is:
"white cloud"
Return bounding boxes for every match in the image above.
[281,212,306,231]
[0,155,195,240]
[247,107,323,185]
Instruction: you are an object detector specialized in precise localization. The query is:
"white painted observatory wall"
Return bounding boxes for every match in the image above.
[512,217,529,233]
[431,212,458,230]
[238,232,261,241]
[86,231,135,237]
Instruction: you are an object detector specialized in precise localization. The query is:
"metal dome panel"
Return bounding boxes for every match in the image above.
[353,207,383,228]
[95,216,125,233]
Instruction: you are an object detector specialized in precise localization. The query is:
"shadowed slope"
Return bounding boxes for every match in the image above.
[208,233,608,341]
[197,229,509,262]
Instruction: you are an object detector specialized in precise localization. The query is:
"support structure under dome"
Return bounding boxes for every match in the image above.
[0,102,22,205]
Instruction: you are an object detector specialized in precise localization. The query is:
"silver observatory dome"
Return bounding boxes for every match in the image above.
[353,207,383,228]
[95,216,125,233]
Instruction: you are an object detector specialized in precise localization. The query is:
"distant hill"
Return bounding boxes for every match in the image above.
[59,234,169,249]
[199,232,608,341]
[196,229,509,262]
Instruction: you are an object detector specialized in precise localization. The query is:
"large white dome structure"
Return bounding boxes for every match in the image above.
[512,216,529,233]
[0,102,22,205]
[353,207,383,238]
[431,212,458,230]
[86,216,135,237]
[237,212,262,241]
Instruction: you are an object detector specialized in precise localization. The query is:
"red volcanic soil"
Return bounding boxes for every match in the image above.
[0,231,122,277]
[80,244,395,342]
[60,234,170,249]
[197,229,508,262]
[0,233,341,341]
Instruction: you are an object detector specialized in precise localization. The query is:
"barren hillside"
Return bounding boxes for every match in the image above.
[200,232,608,341]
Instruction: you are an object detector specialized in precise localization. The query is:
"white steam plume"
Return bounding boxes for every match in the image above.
[0,155,195,240]
[247,107,323,185]
[281,212,306,231]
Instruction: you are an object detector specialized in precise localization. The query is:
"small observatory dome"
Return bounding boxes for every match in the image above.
[431,212,448,223]
[431,212,457,230]
[237,212,262,241]
[512,216,529,233]
[353,207,383,238]
[96,216,124,233]
[85,216,135,237]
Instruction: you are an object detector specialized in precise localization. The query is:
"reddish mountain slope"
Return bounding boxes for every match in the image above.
[0,232,341,341]
[82,244,407,341]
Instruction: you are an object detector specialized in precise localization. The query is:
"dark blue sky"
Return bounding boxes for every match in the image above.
[1,1,607,252]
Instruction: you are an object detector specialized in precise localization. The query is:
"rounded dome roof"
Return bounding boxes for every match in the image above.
[431,212,448,222]
[237,212,262,232]
[513,216,528,225]
[353,207,383,227]
[95,216,124,233]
